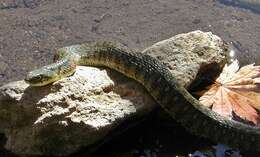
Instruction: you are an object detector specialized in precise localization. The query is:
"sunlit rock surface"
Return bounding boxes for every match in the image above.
[0,66,157,156]
[142,30,228,88]
[0,31,228,156]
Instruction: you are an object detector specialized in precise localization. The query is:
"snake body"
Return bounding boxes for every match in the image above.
[25,42,260,152]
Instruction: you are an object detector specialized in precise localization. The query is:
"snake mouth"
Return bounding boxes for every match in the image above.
[24,76,31,84]
[24,77,59,86]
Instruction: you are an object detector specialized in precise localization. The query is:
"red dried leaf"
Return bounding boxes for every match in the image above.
[199,60,260,125]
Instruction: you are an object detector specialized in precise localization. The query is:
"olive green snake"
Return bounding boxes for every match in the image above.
[24,42,260,152]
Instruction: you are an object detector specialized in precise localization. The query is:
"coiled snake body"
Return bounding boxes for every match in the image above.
[25,42,260,152]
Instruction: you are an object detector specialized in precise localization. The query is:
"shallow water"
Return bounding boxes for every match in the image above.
[218,0,260,14]
[0,0,260,157]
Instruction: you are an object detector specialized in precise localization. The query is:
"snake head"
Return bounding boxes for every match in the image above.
[24,68,59,86]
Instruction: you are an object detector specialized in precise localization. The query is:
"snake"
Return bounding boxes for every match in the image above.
[24,41,260,152]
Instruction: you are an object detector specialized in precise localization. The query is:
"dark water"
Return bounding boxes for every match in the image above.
[89,111,259,157]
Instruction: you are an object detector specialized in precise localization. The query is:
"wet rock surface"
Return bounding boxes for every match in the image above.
[0,31,227,156]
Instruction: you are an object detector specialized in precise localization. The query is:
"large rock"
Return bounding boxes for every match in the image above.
[142,30,228,88]
[0,31,228,156]
[0,67,157,156]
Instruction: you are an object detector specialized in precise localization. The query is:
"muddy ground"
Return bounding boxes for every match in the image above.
[0,0,260,156]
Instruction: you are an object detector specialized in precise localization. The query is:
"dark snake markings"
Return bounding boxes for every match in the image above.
[25,42,260,152]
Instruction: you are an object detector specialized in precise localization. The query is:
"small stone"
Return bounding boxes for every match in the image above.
[192,18,201,24]
[0,61,8,73]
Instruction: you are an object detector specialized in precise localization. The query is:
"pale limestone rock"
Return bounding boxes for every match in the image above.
[0,66,157,156]
[0,31,228,156]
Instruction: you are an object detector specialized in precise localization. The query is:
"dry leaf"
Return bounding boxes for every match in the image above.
[199,60,260,125]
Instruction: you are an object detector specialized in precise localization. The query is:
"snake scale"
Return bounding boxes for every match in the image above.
[25,42,260,152]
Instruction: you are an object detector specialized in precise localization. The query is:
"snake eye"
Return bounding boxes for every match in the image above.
[35,75,42,80]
